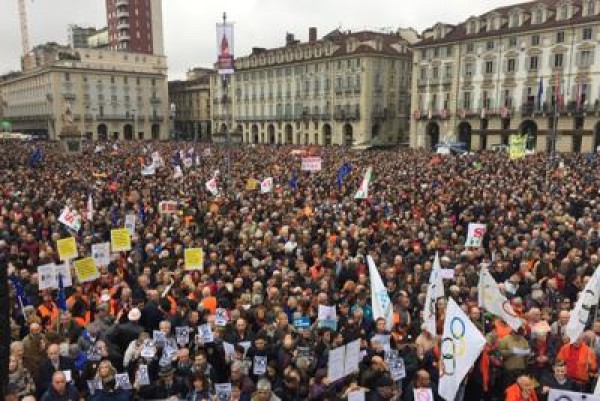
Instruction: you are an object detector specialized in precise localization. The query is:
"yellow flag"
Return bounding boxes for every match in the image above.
[184,248,204,270]
[111,228,132,252]
[74,257,100,283]
[57,237,78,261]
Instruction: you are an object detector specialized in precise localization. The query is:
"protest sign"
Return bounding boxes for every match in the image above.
[74,257,99,283]
[465,223,486,247]
[91,242,111,267]
[158,201,178,214]
[111,228,131,252]
[301,156,322,172]
[59,207,81,232]
[57,237,78,261]
[184,248,204,270]
[124,214,136,236]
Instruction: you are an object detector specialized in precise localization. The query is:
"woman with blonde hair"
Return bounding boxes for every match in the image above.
[8,354,36,398]
[90,359,130,401]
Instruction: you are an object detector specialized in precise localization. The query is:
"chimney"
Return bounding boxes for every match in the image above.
[286,33,295,46]
[309,27,317,43]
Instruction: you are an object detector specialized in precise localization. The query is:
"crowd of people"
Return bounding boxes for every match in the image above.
[2,139,600,401]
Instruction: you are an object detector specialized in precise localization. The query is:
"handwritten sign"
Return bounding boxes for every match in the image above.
[158,201,178,215]
[74,257,99,283]
[465,223,486,247]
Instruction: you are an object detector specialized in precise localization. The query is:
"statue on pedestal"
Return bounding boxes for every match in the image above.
[59,101,82,154]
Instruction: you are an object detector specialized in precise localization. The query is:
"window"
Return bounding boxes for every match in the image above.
[554,53,564,68]
[64,73,70,81]
[434,47,440,58]
[463,91,472,109]
[579,50,594,66]
[583,27,593,40]
[482,90,491,109]
[534,9,543,24]
[432,67,439,79]
[559,5,568,20]
[509,37,518,48]
[556,31,565,43]
[585,0,596,16]
[531,35,540,46]
[421,49,426,59]
[507,58,516,73]
[465,62,474,77]
[420,67,427,80]
[444,64,452,78]
[529,56,539,70]
[486,41,495,50]
[509,13,519,28]
[485,61,494,74]
[466,43,475,53]
[446,46,453,57]
[469,21,477,34]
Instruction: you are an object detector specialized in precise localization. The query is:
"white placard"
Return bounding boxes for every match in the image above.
[440,269,455,280]
[223,342,235,359]
[37,263,72,290]
[199,324,214,344]
[215,383,232,401]
[327,345,345,383]
[115,373,132,390]
[175,326,191,346]
[465,223,486,247]
[253,355,267,376]
[91,242,111,267]
[414,388,434,401]
[124,214,136,236]
[301,156,322,172]
[63,370,72,383]
[215,308,229,327]
[348,390,366,401]
[343,339,361,377]
[136,365,150,386]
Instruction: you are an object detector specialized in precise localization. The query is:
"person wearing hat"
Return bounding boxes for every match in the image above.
[106,308,144,355]
[137,365,187,401]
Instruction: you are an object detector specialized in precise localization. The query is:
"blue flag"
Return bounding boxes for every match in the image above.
[289,173,298,190]
[336,163,352,189]
[9,275,31,307]
[57,274,67,312]
[537,77,544,111]
[29,147,43,168]
[110,206,119,227]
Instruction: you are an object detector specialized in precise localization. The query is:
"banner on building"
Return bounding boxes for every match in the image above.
[216,22,234,75]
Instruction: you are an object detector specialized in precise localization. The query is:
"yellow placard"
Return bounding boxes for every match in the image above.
[111,228,132,252]
[74,257,99,283]
[246,178,258,191]
[57,237,78,261]
[184,248,204,270]
[509,134,527,160]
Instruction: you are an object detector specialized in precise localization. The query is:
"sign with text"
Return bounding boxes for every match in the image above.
[301,157,322,172]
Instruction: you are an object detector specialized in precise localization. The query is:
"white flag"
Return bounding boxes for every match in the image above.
[438,298,486,401]
[173,165,183,179]
[367,255,393,330]
[261,177,273,194]
[478,267,522,331]
[86,194,94,221]
[565,267,600,343]
[59,207,82,232]
[205,177,219,196]
[423,252,445,336]
[354,167,373,200]
[141,164,156,176]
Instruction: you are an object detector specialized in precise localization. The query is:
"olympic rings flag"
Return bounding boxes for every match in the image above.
[438,298,486,401]
[565,267,600,344]
[367,255,394,330]
[423,252,445,336]
[478,267,522,331]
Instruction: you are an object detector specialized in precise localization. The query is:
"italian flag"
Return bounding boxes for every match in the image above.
[354,167,373,200]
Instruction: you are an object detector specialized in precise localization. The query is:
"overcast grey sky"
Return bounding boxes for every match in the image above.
[0,0,525,79]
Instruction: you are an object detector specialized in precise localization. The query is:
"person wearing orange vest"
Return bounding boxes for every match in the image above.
[505,375,537,401]
[37,292,59,331]
[200,287,217,315]
[556,337,598,391]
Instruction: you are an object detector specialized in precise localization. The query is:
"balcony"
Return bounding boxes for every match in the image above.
[116,0,129,7]
[116,10,130,18]
[63,93,76,101]
[117,21,130,30]
[118,33,131,42]
[150,115,164,122]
